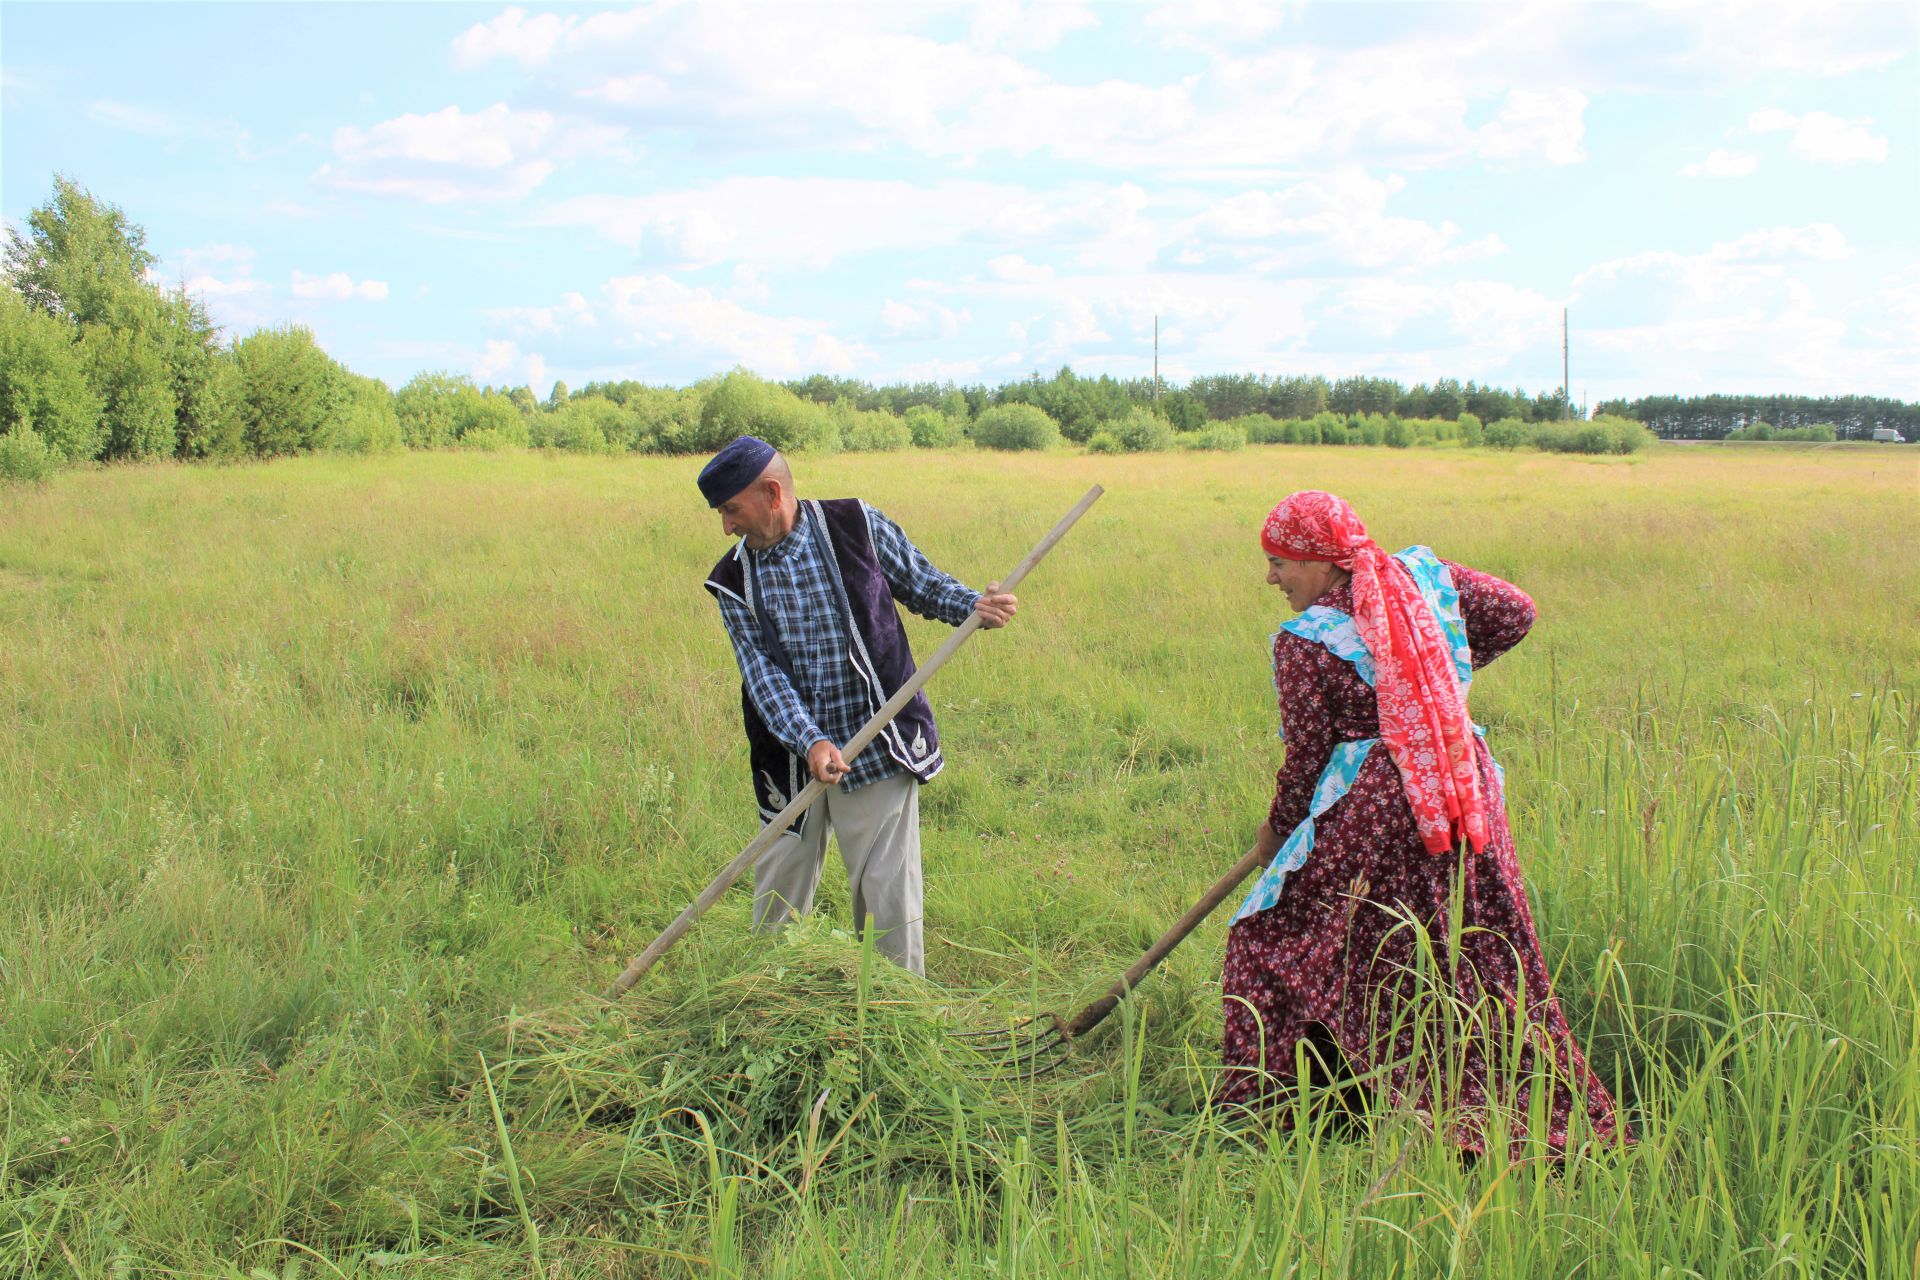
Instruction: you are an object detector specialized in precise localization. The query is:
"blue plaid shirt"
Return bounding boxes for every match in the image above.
[715,502,980,792]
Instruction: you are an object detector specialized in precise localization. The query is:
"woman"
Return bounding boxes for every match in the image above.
[1221,491,1624,1155]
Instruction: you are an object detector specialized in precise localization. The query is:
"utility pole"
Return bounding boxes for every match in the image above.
[1562,307,1571,420]
[1153,314,1160,402]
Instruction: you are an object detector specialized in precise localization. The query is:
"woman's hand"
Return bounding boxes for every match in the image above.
[1253,819,1286,868]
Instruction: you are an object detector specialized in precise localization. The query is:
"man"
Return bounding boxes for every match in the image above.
[698,435,1016,974]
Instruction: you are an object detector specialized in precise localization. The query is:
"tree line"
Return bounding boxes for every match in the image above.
[1593,394,1915,441]
[2,176,1910,483]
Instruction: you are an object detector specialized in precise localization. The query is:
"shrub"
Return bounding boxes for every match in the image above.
[0,289,104,462]
[834,402,912,452]
[1529,415,1654,455]
[1238,414,1286,444]
[698,370,840,454]
[1484,417,1530,449]
[0,425,56,484]
[1458,411,1484,446]
[231,325,349,458]
[532,397,623,453]
[1776,423,1838,442]
[1353,414,1387,446]
[1187,422,1246,451]
[1109,408,1175,453]
[970,403,1059,451]
[1383,416,1413,448]
[1086,430,1122,454]
[81,324,176,460]
[395,372,464,448]
[904,404,964,448]
[328,374,403,453]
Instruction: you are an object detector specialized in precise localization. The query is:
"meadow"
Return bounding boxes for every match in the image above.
[1,443,1915,1277]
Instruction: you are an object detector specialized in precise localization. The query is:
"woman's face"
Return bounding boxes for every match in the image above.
[1266,554,1342,612]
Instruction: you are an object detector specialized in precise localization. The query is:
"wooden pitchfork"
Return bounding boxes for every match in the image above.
[603,484,1105,1000]
[951,843,1270,1074]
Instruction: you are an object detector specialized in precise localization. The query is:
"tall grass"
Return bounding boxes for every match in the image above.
[1,445,1914,1275]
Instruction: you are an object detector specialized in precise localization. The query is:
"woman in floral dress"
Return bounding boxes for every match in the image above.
[1220,491,1624,1154]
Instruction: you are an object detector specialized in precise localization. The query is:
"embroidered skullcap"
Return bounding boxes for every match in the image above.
[697,436,777,507]
[1260,489,1490,857]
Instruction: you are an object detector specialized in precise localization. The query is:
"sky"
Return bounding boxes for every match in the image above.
[3,1,1915,404]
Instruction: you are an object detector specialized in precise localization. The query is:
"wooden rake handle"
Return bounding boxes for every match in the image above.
[1059,842,1269,1040]
[602,484,1106,999]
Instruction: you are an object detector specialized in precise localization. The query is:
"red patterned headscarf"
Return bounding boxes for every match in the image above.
[1262,491,1488,855]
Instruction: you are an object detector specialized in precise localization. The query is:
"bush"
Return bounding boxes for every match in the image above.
[834,402,912,452]
[0,425,56,484]
[232,325,346,457]
[1086,430,1122,454]
[1530,415,1654,455]
[970,403,1059,451]
[1484,417,1530,449]
[1187,422,1246,451]
[1383,416,1413,448]
[1458,411,1484,446]
[1237,414,1286,444]
[1109,408,1175,453]
[904,404,964,448]
[1353,414,1387,446]
[532,397,622,453]
[328,374,403,453]
[1777,423,1838,442]
[699,370,839,454]
[395,372,465,448]
[0,289,104,462]
[81,324,176,460]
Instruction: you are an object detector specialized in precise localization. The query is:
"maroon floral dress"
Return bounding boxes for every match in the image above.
[1219,562,1626,1153]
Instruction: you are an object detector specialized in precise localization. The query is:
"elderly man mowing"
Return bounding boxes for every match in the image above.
[698,436,1017,974]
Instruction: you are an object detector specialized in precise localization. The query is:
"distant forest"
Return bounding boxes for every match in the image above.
[2,176,1913,483]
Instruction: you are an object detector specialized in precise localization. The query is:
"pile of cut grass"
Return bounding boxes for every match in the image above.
[496,919,1091,1201]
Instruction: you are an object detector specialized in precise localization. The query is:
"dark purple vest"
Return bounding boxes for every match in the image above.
[704,498,943,826]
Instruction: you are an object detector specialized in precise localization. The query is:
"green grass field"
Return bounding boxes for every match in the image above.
[2,444,1916,1277]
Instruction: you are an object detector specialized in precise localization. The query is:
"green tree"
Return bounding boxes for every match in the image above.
[156,290,243,459]
[0,287,104,462]
[232,325,347,456]
[395,372,468,448]
[3,175,155,329]
[970,403,1059,451]
[330,374,403,453]
[80,323,175,459]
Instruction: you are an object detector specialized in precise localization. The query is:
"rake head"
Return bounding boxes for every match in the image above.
[948,1012,1073,1077]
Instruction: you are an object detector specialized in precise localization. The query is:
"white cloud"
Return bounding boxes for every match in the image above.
[1747,108,1888,165]
[486,290,596,336]
[1178,171,1506,272]
[602,275,874,377]
[988,254,1055,284]
[539,177,1052,269]
[1475,88,1588,165]
[473,338,549,390]
[968,0,1098,52]
[86,99,189,137]
[452,6,581,68]
[291,270,389,301]
[1680,148,1759,178]
[879,298,969,341]
[322,103,629,203]
[482,276,874,379]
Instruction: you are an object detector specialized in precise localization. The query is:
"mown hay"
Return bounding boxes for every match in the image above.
[497,919,1055,1199]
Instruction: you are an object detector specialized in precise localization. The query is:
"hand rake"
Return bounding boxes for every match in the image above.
[953,842,1270,1075]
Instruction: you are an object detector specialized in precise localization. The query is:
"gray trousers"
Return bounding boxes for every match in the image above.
[752,770,924,975]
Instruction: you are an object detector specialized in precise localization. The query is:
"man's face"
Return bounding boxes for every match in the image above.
[717,479,782,549]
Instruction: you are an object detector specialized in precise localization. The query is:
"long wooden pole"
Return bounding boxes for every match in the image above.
[1060,843,1267,1039]
[603,484,1105,999]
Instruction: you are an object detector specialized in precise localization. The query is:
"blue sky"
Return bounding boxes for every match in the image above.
[4,1,1915,402]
